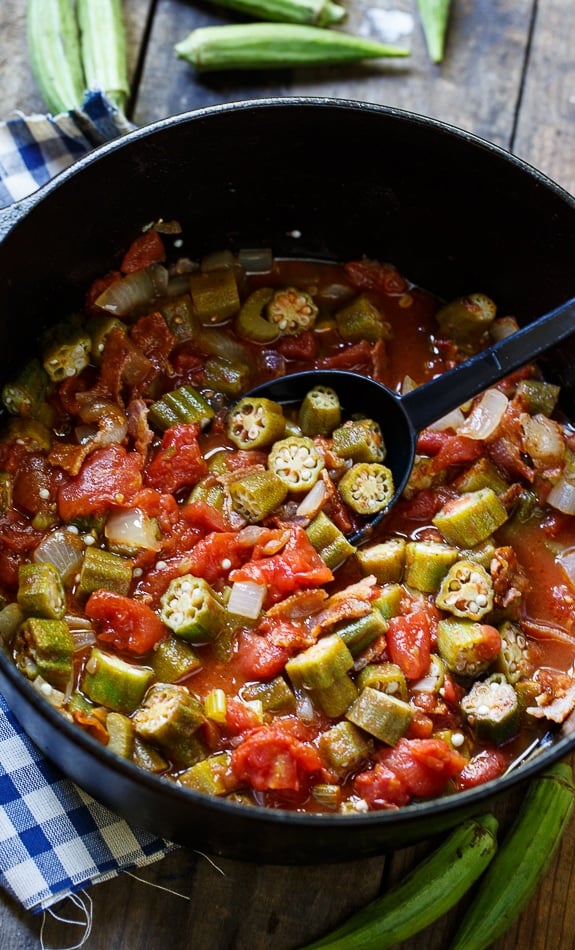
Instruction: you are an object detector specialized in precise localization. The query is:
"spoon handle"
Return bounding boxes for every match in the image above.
[401,296,575,433]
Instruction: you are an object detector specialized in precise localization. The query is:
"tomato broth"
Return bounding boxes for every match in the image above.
[2,224,575,814]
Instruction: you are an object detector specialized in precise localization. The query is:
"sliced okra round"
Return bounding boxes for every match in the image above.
[268,435,325,493]
[460,674,520,745]
[338,462,395,515]
[332,417,386,463]
[226,396,285,450]
[298,385,342,436]
[228,468,288,522]
[435,559,494,621]
[160,574,226,643]
[235,286,279,343]
[266,286,319,335]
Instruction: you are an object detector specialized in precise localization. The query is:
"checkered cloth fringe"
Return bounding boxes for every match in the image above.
[0,93,176,912]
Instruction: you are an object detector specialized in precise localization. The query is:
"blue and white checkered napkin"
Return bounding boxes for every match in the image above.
[0,93,176,913]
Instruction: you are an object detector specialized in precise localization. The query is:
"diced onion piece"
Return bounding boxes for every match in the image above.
[547,476,575,514]
[33,527,84,579]
[297,478,327,518]
[105,508,162,553]
[65,615,97,651]
[557,547,575,591]
[95,264,169,315]
[428,407,466,432]
[295,689,315,722]
[237,247,273,274]
[401,375,418,395]
[227,580,266,620]
[31,675,67,708]
[521,413,565,467]
[458,388,508,440]
[490,316,520,342]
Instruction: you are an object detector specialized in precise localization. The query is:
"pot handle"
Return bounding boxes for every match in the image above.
[0,194,36,241]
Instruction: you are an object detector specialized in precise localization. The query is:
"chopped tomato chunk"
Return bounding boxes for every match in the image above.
[58,445,143,521]
[85,590,166,654]
[231,720,324,792]
[121,230,166,273]
[145,424,208,493]
[387,609,433,680]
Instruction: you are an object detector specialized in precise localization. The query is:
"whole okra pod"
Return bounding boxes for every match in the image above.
[175,23,410,71]
[199,0,347,27]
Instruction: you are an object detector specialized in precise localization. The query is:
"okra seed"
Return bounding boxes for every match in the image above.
[221,558,232,570]
[477,704,490,716]
[451,732,465,747]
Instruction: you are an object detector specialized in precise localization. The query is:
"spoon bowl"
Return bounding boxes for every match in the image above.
[249,295,575,542]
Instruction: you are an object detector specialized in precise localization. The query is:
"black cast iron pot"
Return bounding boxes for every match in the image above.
[1,98,575,863]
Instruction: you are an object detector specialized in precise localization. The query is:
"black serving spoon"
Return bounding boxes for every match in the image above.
[248,296,575,543]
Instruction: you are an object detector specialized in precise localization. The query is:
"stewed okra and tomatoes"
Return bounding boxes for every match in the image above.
[2,222,575,813]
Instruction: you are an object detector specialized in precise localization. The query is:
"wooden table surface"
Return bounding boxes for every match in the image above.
[2,1,575,948]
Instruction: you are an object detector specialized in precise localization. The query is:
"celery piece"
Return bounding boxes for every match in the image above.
[160,575,226,644]
[227,396,285,450]
[432,489,508,548]
[268,436,325,493]
[132,683,207,767]
[81,647,154,713]
[356,662,409,701]
[306,511,356,569]
[285,633,354,690]
[318,720,373,778]
[148,384,215,431]
[178,751,233,795]
[332,418,386,463]
[436,560,494,622]
[204,688,228,723]
[312,673,358,717]
[228,468,288,522]
[335,294,388,342]
[151,636,202,683]
[76,547,133,599]
[461,676,520,745]
[298,386,342,437]
[14,617,74,691]
[346,686,414,745]
[17,562,66,620]
[175,24,410,72]
[404,540,459,593]
[189,269,240,325]
[356,538,406,584]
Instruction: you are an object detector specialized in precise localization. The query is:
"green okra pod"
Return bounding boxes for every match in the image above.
[199,0,347,26]
[449,763,575,950]
[77,0,130,112]
[417,0,451,64]
[27,0,86,114]
[175,23,410,71]
[301,813,499,949]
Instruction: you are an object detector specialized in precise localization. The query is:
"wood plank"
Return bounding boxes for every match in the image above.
[513,0,575,195]
[135,0,533,149]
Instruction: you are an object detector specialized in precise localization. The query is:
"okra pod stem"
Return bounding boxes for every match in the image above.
[175,24,410,71]
[199,0,347,26]
[301,814,499,949]
[449,763,575,950]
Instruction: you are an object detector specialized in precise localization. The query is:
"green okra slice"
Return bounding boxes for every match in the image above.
[151,635,202,683]
[373,583,404,620]
[175,23,410,72]
[160,574,226,643]
[436,616,500,677]
[338,462,394,515]
[435,292,497,350]
[76,546,133,599]
[305,511,356,569]
[356,538,406,584]
[1,358,49,417]
[235,287,279,343]
[161,294,196,340]
[17,562,66,620]
[178,751,233,795]
[346,686,414,745]
[189,268,241,325]
[132,736,168,773]
[454,457,509,495]
[435,559,494,621]
[81,647,154,713]
[356,662,409,701]
[87,315,126,363]
[285,633,354,690]
[42,316,92,382]
[148,384,215,431]
[318,720,373,778]
[335,294,389,342]
[227,396,285,449]
[404,539,459,593]
[298,386,342,437]
[432,488,508,548]
[311,784,342,810]
[14,617,74,691]
[493,621,532,684]
[132,682,207,767]
[516,378,560,417]
[266,286,319,335]
[188,475,226,514]
[3,417,53,453]
[335,610,387,657]
[203,355,250,397]
[228,468,288,522]
[242,675,297,713]
[332,418,386,463]
[311,673,358,717]
[268,435,325,493]
[461,675,520,745]
[106,712,134,758]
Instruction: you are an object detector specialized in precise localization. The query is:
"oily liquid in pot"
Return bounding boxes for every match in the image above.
[3,248,574,814]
